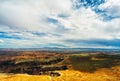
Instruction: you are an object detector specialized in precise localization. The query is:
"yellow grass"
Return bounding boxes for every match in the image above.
[0,66,120,81]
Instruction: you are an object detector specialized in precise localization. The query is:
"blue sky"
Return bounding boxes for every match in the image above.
[0,0,120,48]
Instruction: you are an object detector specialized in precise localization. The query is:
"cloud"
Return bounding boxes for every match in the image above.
[64,39,120,48]
[0,39,4,43]
[0,0,72,32]
[0,0,120,48]
[99,0,120,17]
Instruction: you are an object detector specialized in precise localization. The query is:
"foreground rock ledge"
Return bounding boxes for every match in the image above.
[0,66,120,81]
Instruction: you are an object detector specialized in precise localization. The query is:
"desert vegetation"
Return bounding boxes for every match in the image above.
[69,53,120,72]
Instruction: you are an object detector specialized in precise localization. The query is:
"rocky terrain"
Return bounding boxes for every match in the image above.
[0,51,120,81]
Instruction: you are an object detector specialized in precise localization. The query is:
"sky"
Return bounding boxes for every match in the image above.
[0,0,120,48]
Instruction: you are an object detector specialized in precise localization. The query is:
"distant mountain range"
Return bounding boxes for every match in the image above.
[0,48,120,52]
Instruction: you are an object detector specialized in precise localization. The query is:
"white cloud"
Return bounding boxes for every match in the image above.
[0,0,72,33]
[0,39,4,43]
[0,0,120,48]
[99,0,120,17]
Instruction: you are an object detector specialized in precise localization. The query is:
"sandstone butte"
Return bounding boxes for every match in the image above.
[0,66,120,81]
